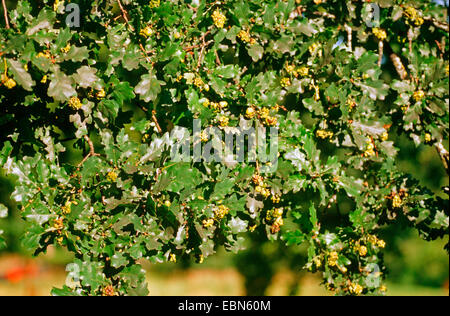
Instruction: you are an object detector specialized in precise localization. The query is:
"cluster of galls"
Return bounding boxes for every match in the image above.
[102,285,116,296]
[280,63,311,94]
[316,129,334,140]
[68,88,105,110]
[54,198,80,245]
[53,0,63,11]
[413,90,425,102]
[106,170,118,182]
[252,174,270,199]
[245,105,278,127]
[346,98,356,111]
[372,28,387,41]
[214,204,230,221]
[53,217,64,231]
[308,42,322,57]
[204,98,231,128]
[203,98,228,112]
[285,63,309,78]
[363,137,376,157]
[1,73,16,89]
[202,204,230,228]
[388,189,409,208]
[404,6,424,27]
[52,217,65,245]
[36,49,56,65]
[365,234,386,249]
[1,58,17,89]
[348,282,364,296]
[183,73,210,92]
[265,208,284,234]
[363,126,390,157]
[87,87,106,100]
[314,249,347,277]
[62,199,77,215]
[351,236,385,257]
[68,96,83,110]
[149,0,160,9]
[212,9,227,29]
[169,253,177,263]
[140,25,154,38]
[237,29,256,45]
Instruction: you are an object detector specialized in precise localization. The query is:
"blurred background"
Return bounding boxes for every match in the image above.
[0,130,448,296]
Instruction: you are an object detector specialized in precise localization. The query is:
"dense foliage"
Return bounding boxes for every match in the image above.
[0,0,448,296]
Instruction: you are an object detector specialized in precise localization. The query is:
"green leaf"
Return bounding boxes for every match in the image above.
[214,65,239,79]
[79,261,106,291]
[111,81,135,105]
[211,178,235,200]
[63,46,90,62]
[48,70,76,102]
[72,66,99,89]
[135,71,165,103]
[111,253,129,268]
[7,59,35,91]
[26,9,55,35]
[55,28,72,51]
[285,148,307,171]
[0,204,7,218]
[309,203,318,229]
[290,20,318,37]
[355,80,389,101]
[51,286,80,296]
[248,44,264,62]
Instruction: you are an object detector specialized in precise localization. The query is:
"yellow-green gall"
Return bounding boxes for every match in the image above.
[140,26,154,38]
[413,90,425,102]
[349,283,363,295]
[96,89,106,99]
[373,28,387,41]
[107,171,118,182]
[280,77,291,88]
[4,78,16,89]
[218,116,229,127]
[68,96,83,110]
[202,218,214,228]
[246,107,256,119]
[212,9,227,28]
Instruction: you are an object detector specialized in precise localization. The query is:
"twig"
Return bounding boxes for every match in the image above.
[215,50,221,66]
[152,110,163,134]
[344,24,352,52]
[407,28,414,54]
[2,0,9,29]
[312,11,336,19]
[435,39,444,59]
[117,0,135,32]
[197,35,207,70]
[424,16,449,32]
[240,66,248,76]
[184,30,211,51]
[435,141,449,176]
[138,105,162,134]
[139,43,152,64]
[78,135,100,167]
[378,40,384,67]
[390,53,408,80]
[137,104,148,113]
[187,4,198,13]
